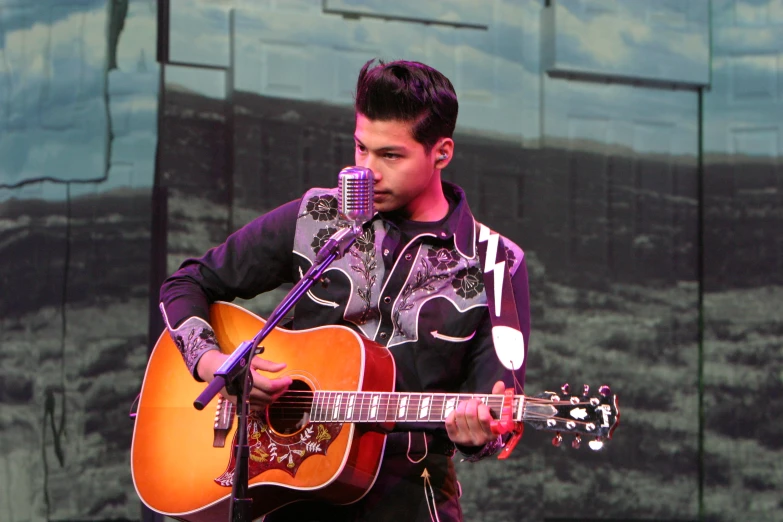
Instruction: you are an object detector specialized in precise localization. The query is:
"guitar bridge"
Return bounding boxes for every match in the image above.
[213,396,235,448]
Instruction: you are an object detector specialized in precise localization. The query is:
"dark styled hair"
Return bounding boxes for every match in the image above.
[354,59,459,152]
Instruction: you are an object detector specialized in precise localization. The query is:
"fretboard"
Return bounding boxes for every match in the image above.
[309,391,524,424]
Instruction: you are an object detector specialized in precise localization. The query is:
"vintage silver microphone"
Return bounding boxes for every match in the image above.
[337,166,374,224]
[314,166,375,263]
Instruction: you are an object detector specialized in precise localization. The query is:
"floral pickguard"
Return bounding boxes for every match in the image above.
[215,411,344,486]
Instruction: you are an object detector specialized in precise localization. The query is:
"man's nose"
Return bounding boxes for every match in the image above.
[357,156,381,181]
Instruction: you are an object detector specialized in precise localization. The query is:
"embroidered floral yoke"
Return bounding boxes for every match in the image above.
[159,181,531,458]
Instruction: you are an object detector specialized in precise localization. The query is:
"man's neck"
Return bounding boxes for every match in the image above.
[403,179,449,222]
[407,198,449,222]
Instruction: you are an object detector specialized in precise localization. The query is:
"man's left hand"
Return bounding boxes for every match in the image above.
[445,380,505,447]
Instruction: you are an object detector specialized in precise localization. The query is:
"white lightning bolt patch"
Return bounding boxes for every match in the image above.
[492,261,504,316]
[478,224,504,316]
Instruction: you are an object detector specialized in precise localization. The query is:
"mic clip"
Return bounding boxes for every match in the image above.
[314,221,364,264]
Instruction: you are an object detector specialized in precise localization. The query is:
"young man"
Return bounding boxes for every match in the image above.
[159,59,531,521]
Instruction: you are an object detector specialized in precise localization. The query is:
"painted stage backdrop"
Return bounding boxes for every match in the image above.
[0,1,781,521]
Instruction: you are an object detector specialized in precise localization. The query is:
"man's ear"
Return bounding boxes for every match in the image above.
[434,138,454,168]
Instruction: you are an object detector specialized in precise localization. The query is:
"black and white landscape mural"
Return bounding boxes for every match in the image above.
[0,1,781,521]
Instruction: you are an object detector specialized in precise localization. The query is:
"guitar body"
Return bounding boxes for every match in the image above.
[131,302,396,521]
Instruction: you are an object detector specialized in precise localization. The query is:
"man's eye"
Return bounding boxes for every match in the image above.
[385,153,400,159]
[355,144,366,152]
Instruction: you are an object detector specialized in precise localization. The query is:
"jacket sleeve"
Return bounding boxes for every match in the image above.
[158,198,301,378]
[456,248,531,461]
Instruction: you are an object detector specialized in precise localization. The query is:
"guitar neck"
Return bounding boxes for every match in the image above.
[233,388,617,440]
[309,390,522,424]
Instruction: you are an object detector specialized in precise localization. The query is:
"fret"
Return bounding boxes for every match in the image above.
[355,392,366,422]
[350,392,358,421]
[429,395,440,422]
[443,395,457,421]
[393,393,402,422]
[378,392,387,422]
[397,394,409,420]
[431,395,441,421]
[358,392,367,420]
[352,392,360,422]
[346,393,355,420]
[320,392,330,422]
[419,395,432,420]
[378,392,393,422]
[369,392,377,422]
[405,393,421,421]
[486,395,499,417]
[371,393,380,422]
[312,392,321,422]
[332,393,342,420]
[388,392,396,423]
[322,392,330,422]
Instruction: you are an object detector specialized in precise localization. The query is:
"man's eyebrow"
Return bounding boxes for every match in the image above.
[353,136,408,152]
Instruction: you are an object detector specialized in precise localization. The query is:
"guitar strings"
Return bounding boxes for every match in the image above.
[263,393,601,408]
[260,406,591,425]
[266,392,505,422]
[223,390,610,425]
[256,393,607,428]
[266,394,600,409]
[249,409,604,430]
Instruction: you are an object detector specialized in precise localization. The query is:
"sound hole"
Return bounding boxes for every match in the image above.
[267,379,313,436]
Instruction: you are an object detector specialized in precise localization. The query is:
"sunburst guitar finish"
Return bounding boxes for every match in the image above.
[131,302,393,522]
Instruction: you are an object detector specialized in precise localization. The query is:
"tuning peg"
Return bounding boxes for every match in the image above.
[552,432,562,447]
[582,384,590,396]
[561,383,570,395]
[599,385,611,397]
[571,434,581,450]
[588,437,604,451]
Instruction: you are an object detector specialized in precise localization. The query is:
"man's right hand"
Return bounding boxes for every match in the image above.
[196,350,292,410]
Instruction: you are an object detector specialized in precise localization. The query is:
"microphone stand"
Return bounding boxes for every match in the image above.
[192,221,364,522]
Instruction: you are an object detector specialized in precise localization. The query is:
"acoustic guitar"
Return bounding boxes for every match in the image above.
[131,302,619,521]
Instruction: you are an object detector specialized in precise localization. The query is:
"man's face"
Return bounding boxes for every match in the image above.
[354,113,444,220]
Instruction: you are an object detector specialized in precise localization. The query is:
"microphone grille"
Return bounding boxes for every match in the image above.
[338,166,374,223]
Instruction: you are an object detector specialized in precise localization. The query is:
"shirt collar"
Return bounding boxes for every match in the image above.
[441,181,477,259]
[376,181,476,259]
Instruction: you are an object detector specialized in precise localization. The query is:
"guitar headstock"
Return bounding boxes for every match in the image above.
[522,383,619,450]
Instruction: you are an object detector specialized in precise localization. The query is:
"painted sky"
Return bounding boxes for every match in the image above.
[0,0,157,192]
[1,0,781,194]
[163,0,780,157]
